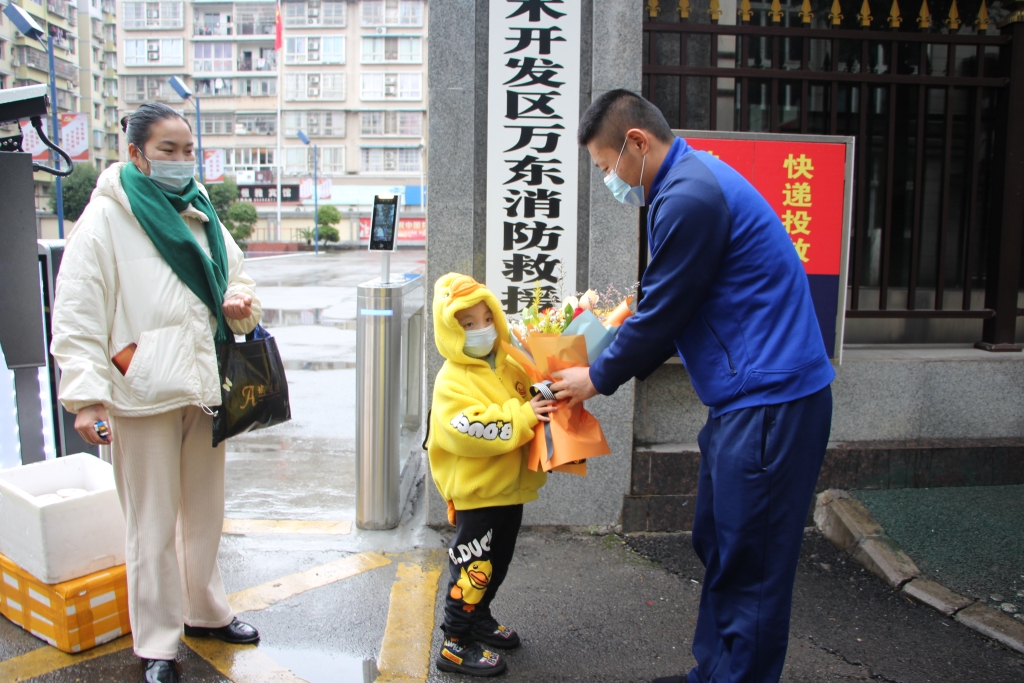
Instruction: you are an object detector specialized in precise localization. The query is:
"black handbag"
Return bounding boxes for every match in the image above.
[212,325,291,447]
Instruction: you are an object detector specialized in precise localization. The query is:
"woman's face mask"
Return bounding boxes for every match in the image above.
[604,138,647,207]
[140,151,196,193]
[463,325,498,358]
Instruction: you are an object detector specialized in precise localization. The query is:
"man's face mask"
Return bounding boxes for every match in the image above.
[141,151,196,193]
[604,138,646,207]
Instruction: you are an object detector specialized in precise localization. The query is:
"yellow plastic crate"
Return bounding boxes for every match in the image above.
[0,552,130,653]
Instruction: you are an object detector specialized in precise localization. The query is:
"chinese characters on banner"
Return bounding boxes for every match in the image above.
[58,113,89,162]
[486,0,581,315]
[20,119,49,162]
[685,136,851,359]
[204,149,225,184]
[299,177,333,201]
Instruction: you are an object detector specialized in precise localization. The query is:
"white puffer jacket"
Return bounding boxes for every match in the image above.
[51,162,262,417]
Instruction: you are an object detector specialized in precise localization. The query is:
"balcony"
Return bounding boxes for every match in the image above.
[237,58,277,72]
[236,22,276,36]
[11,45,74,84]
[193,24,233,36]
[102,0,115,15]
[47,0,69,19]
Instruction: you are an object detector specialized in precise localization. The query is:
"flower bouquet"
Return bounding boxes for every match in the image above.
[502,285,636,476]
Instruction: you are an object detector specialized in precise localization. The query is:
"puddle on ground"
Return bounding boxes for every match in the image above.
[260,647,378,683]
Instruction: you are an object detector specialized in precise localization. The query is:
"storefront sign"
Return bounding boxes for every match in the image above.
[485,0,582,315]
[238,184,300,203]
[359,216,426,243]
[681,130,854,360]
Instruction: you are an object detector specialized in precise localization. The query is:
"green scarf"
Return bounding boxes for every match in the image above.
[120,162,231,343]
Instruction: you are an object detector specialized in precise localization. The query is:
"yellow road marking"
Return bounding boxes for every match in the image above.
[376,553,444,683]
[184,637,309,683]
[229,551,392,614]
[223,519,353,536]
[0,635,133,682]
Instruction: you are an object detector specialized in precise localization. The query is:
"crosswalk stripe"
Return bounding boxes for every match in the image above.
[228,551,392,615]
[376,553,445,683]
[184,637,310,683]
[0,635,133,682]
[222,519,353,536]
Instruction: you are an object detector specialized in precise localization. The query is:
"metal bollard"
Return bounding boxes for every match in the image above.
[355,274,424,530]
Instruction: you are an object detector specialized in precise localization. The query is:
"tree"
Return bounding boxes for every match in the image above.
[49,163,99,222]
[316,205,341,245]
[224,201,257,246]
[205,177,239,217]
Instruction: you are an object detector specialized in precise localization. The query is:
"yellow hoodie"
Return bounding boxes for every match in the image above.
[428,273,547,511]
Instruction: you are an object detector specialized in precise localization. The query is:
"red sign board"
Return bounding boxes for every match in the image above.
[682,132,853,359]
[359,217,425,243]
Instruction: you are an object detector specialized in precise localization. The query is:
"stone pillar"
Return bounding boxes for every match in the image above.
[425,0,644,526]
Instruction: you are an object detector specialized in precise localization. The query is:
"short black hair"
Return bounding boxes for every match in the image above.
[120,102,191,151]
[577,89,674,148]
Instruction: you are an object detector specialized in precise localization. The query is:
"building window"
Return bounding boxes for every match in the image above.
[196,113,234,135]
[239,78,277,97]
[322,73,345,100]
[286,73,345,101]
[235,114,277,136]
[124,38,183,66]
[194,43,232,72]
[93,129,103,149]
[122,75,185,102]
[361,147,394,173]
[322,36,345,64]
[320,146,345,175]
[361,0,422,26]
[361,37,420,64]
[398,147,421,172]
[322,1,346,25]
[286,37,320,64]
[360,110,422,137]
[284,146,311,175]
[283,0,306,26]
[360,72,421,101]
[122,2,184,30]
[236,4,277,36]
[225,147,276,178]
[285,111,345,138]
[194,77,234,97]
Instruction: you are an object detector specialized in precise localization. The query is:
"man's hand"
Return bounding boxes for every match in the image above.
[75,404,112,446]
[550,367,599,407]
[222,294,253,320]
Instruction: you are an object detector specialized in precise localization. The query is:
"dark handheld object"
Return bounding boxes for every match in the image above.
[93,420,110,443]
[211,325,291,447]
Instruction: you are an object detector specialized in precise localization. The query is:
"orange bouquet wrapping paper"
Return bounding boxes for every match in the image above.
[502,334,611,476]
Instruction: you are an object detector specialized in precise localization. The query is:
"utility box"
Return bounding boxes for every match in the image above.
[0,453,126,584]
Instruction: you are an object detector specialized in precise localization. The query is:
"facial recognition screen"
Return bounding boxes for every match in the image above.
[368,195,399,252]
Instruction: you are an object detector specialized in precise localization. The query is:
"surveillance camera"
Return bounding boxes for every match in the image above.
[0,85,50,127]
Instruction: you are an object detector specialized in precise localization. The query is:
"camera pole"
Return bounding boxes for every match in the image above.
[47,34,64,239]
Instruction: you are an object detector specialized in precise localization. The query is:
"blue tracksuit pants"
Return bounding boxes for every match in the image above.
[687,385,833,683]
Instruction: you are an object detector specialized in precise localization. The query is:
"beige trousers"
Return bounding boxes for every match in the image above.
[111,406,234,660]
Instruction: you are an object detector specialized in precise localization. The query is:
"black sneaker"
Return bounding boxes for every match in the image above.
[436,635,507,677]
[471,616,520,649]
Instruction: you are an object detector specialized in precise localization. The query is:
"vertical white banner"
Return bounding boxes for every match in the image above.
[204,149,225,183]
[486,0,581,316]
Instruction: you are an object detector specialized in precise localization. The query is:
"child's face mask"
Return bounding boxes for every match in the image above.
[464,325,497,358]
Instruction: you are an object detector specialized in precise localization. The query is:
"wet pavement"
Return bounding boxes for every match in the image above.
[2,250,1024,681]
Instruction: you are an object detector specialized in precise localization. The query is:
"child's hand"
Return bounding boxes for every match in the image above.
[529,394,557,423]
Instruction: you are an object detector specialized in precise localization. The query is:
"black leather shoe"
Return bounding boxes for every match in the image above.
[142,659,179,683]
[183,617,259,644]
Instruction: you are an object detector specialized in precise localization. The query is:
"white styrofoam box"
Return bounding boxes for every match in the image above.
[0,453,126,584]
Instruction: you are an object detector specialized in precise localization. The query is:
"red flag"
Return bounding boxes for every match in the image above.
[275,1,282,50]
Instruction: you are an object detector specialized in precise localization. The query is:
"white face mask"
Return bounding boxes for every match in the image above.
[604,138,647,207]
[463,325,498,358]
[141,152,196,193]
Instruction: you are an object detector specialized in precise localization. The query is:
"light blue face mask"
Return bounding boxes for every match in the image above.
[141,152,196,193]
[463,325,498,358]
[604,138,647,207]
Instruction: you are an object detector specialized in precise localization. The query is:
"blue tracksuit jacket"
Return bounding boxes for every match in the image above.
[589,137,835,416]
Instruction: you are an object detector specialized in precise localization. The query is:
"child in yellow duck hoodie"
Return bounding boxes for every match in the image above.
[428,273,555,678]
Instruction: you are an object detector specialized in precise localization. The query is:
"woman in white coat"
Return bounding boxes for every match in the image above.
[51,103,262,683]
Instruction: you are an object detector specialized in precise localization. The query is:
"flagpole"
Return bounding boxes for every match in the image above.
[275,0,283,241]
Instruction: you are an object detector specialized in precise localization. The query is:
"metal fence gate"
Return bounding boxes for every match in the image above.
[642,0,1024,347]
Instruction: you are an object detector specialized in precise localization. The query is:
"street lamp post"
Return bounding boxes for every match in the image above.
[167,76,203,183]
[297,130,318,255]
[4,4,66,237]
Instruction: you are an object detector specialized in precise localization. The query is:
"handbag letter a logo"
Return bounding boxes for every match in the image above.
[240,385,257,409]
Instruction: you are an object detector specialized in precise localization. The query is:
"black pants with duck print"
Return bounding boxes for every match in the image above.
[442,504,523,637]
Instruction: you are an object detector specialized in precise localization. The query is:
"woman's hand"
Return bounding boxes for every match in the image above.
[75,404,112,446]
[222,294,253,321]
[529,394,558,423]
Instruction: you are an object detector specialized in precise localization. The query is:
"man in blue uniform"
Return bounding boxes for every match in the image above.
[550,90,835,683]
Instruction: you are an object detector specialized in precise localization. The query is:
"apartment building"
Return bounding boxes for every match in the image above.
[76,0,120,170]
[0,0,90,218]
[116,0,428,243]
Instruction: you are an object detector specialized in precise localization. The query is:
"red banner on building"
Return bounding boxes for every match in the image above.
[359,217,425,243]
[682,132,853,360]
[203,149,225,184]
[58,113,89,162]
